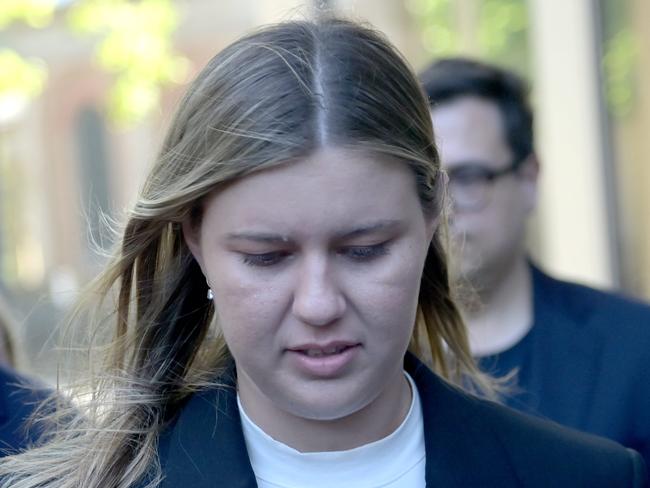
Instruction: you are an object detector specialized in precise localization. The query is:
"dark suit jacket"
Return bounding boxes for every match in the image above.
[0,365,45,456]
[152,354,647,487]
[481,264,650,468]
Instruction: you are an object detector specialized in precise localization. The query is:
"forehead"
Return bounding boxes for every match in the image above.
[200,147,422,235]
[430,96,511,166]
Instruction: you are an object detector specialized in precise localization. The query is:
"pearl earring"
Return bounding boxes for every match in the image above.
[207,288,214,300]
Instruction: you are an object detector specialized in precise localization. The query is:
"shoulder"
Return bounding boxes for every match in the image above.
[476,394,647,486]
[531,264,650,336]
[155,369,257,488]
[407,356,648,486]
[532,264,650,316]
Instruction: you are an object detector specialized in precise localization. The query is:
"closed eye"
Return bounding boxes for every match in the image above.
[340,243,390,261]
[240,251,291,267]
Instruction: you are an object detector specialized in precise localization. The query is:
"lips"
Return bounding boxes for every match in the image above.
[289,341,359,357]
[287,341,361,377]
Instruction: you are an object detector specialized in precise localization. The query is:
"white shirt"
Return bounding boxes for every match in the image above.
[238,372,426,488]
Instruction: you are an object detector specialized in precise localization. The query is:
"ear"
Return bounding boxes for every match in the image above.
[182,219,206,273]
[518,153,539,213]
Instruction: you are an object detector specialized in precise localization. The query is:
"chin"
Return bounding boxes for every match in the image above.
[296,408,358,423]
[288,393,371,422]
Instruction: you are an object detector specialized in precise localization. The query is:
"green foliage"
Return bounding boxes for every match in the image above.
[603,29,636,118]
[0,49,47,101]
[0,0,57,29]
[408,0,637,117]
[0,0,188,126]
[68,0,189,124]
[404,0,458,55]
[0,1,53,121]
[477,0,527,62]
[405,0,530,75]
[599,0,637,118]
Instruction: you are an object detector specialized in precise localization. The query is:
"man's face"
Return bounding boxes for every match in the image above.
[431,96,537,290]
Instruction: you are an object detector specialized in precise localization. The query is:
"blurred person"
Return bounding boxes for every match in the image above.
[0,18,646,488]
[421,57,650,467]
[0,295,46,456]
[0,296,18,368]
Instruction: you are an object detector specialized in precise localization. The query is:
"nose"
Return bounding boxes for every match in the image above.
[291,256,346,327]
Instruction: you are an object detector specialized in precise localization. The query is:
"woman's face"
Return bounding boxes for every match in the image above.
[185,146,436,442]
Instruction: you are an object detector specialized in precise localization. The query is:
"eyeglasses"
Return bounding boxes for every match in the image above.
[446,158,523,211]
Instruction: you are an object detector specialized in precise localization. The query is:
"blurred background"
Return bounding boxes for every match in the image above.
[0,0,648,380]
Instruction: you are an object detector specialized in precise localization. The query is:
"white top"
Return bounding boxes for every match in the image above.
[238,372,426,488]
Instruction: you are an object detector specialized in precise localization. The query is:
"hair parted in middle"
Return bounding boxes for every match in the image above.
[0,16,494,488]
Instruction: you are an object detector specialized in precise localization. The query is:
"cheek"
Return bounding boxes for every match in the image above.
[207,261,290,349]
[364,288,419,341]
[487,193,529,241]
[456,207,506,247]
[350,247,425,335]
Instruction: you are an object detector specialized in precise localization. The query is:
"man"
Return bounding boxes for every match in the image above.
[420,57,650,467]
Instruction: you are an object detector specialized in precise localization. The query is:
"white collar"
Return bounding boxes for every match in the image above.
[238,372,425,488]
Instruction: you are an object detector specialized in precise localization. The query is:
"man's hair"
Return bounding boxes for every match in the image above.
[420,58,534,164]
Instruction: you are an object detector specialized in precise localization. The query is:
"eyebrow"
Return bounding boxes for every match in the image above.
[225,220,402,244]
[333,219,403,240]
[225,232,291,244]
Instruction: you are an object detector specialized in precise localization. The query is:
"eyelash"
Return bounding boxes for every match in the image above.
[341,244,390,261]
[241,251,289,267]
[240,244,390,268]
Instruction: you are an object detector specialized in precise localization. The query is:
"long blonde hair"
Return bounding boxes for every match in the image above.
[0,16,493,488]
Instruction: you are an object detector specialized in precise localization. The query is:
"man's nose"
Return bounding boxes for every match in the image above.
[291,257,346,327]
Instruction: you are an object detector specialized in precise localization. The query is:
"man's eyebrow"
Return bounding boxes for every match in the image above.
[334,220,402,240]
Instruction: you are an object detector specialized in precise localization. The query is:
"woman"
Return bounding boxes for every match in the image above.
[0,16,645,488]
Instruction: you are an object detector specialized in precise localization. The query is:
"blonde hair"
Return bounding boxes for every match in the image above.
[0,17,494,488]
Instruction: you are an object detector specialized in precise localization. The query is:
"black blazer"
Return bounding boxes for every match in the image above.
[153,354,648,487]
[482,264,650,467]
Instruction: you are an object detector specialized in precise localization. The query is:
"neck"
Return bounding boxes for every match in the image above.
[462,256,534,357]
[238,367,412,453]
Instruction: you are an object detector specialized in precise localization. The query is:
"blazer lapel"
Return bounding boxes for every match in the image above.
[157,368,257,488]
[406,353,521,487]
[159,354,525,488]
[528,266,602,430]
